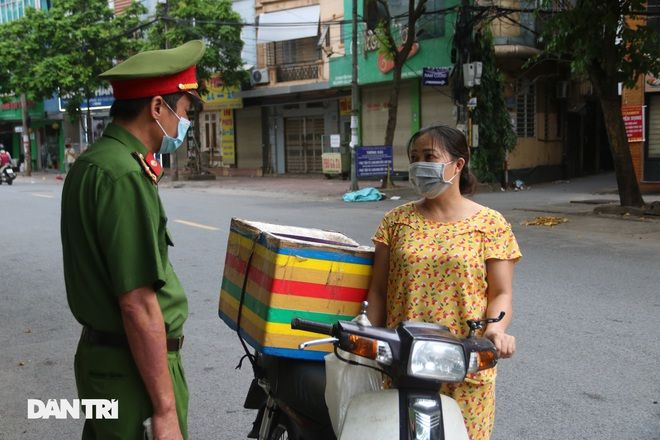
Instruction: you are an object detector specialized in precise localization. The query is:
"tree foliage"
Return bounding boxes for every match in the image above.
[145,0,245,89]
[366,0,427,149]
[471,30,516,184]
[538,0,660,207]
[0,0,145,124]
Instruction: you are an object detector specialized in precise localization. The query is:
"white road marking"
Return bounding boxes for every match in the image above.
[31,193,54,199]
[173,219,219,231]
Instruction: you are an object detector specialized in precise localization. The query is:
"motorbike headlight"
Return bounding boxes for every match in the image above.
[408,340,466,382]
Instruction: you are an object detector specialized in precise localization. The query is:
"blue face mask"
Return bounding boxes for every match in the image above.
[409,161,458,199]
[155,101,191,154]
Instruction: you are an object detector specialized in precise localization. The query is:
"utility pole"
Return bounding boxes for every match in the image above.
[20,93,31,176]
[349,0,360,191]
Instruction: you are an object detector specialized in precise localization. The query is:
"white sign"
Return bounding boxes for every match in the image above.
[14,126,22,133]
[27,399,118,419]
[330,134,341,148]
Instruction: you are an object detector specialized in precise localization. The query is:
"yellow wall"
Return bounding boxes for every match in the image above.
[507,76,563,169]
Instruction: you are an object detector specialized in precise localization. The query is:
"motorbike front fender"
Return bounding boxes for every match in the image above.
[339,390,468,440]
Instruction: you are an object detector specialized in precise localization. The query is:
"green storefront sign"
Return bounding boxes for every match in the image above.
[330,0,458,87]
[0,98,44,121]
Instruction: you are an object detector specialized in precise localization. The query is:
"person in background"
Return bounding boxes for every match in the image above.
[63,144,77,173]
[0,146,12,174]
[367,124,522,440]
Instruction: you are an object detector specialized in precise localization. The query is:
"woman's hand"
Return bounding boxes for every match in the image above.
[483,329,516,358]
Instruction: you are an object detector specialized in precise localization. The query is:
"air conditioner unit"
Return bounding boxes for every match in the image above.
[556,81,569,99]
[251,68,270,85]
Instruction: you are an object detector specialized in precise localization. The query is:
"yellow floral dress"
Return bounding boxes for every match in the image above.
[372,202,521,440]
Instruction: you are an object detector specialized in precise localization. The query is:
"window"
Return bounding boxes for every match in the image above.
[516,81,535,138]
[266,37,320,66]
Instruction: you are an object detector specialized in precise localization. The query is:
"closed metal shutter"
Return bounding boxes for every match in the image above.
[284,117,324,173]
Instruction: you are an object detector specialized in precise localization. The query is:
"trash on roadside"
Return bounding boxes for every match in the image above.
[514,179,526,191]
[342,187,385,202]
[522,216,568,227]
[390,196,401,200]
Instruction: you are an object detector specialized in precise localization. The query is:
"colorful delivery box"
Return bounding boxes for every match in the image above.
[218,218,374,360]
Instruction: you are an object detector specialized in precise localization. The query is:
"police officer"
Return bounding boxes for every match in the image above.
[61,40,205,440]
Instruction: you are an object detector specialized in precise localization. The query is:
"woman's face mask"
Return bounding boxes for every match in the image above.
[408,161,458,199]
[155,101,191,154]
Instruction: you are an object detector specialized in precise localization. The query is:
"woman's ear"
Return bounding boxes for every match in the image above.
[455,157,466,173]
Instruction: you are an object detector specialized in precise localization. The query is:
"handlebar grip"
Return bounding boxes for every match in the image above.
[291,318,333,335]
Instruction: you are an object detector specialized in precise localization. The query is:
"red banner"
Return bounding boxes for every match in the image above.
[622,106,645,143]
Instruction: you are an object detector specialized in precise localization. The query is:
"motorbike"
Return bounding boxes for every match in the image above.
[0,164,16,185]
[243,302,503,440]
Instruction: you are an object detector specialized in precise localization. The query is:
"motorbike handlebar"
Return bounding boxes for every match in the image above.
[290,318,334,336]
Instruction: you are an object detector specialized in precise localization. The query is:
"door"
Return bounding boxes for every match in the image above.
[284,116,324,173]
[202,111,220,165]
[644,94,660,181]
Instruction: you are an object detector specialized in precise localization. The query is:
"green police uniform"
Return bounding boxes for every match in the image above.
[61,40,205,439]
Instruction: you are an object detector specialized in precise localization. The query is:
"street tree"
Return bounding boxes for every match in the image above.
[366,0,428,149]
[0,1,145,176]
[42,0,145,144]
[538,0,660,207]
[470,30,517,184]
[145,0,245,177]
[0,8,51,176]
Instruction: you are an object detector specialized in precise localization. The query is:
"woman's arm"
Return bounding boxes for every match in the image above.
[366,242,390,327]
[484,259,516,358]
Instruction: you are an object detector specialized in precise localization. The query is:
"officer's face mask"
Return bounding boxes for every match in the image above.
[408,161,458,199]
[155,100,191,154]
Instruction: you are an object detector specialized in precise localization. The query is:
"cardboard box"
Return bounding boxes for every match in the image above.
[218,218,373,360]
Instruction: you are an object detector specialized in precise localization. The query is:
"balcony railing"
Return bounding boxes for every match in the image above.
[276,62,320,82]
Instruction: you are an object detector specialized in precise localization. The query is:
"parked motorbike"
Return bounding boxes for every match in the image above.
[0,165,16,185]
[243,302,503,440]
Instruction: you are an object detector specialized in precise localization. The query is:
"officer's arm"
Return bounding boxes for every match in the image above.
[119,286,182,438]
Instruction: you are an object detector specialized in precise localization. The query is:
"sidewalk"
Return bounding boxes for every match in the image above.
[20,170,660,218]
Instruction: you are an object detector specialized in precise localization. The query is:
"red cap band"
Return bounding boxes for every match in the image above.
[110,66,198,100]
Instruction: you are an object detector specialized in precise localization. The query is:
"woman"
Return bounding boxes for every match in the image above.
[367,125,521,440]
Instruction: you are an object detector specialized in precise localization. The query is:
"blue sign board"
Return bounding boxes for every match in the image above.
[422,67,450,86]
[357,146,393,177]
[59,87,115,111]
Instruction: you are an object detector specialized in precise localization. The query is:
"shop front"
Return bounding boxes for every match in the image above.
[0,98,64,171]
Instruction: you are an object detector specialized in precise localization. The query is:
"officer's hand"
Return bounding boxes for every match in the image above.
[152,409,183,440]
[483,329,516,359]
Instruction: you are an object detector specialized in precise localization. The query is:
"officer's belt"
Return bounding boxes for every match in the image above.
[81,327,184,352]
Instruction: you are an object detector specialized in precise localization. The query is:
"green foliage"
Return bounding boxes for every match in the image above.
[0,0,145,119]
[537,0,660,87]
[145,0,246,88]
[471,30,516,183]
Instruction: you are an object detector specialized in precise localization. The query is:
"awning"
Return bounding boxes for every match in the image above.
[257,5,320,43]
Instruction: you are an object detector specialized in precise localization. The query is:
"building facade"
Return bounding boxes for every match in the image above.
[621,0,660,192]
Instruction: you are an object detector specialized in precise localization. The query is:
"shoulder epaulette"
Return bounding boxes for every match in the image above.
[131,152,158,186]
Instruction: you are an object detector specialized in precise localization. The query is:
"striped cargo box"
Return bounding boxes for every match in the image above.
[218,218,374,360]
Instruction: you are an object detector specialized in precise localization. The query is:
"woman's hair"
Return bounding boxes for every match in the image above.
[406,124,478,195]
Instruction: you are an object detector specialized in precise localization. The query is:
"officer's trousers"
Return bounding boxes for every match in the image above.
[74,337,189,439]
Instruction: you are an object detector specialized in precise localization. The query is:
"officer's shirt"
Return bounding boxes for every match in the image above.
[61,123,187,337]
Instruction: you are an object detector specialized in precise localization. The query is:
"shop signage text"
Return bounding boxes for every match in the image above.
[422,67,450,86]
[622,105,645,142]
[357,145,393,177]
